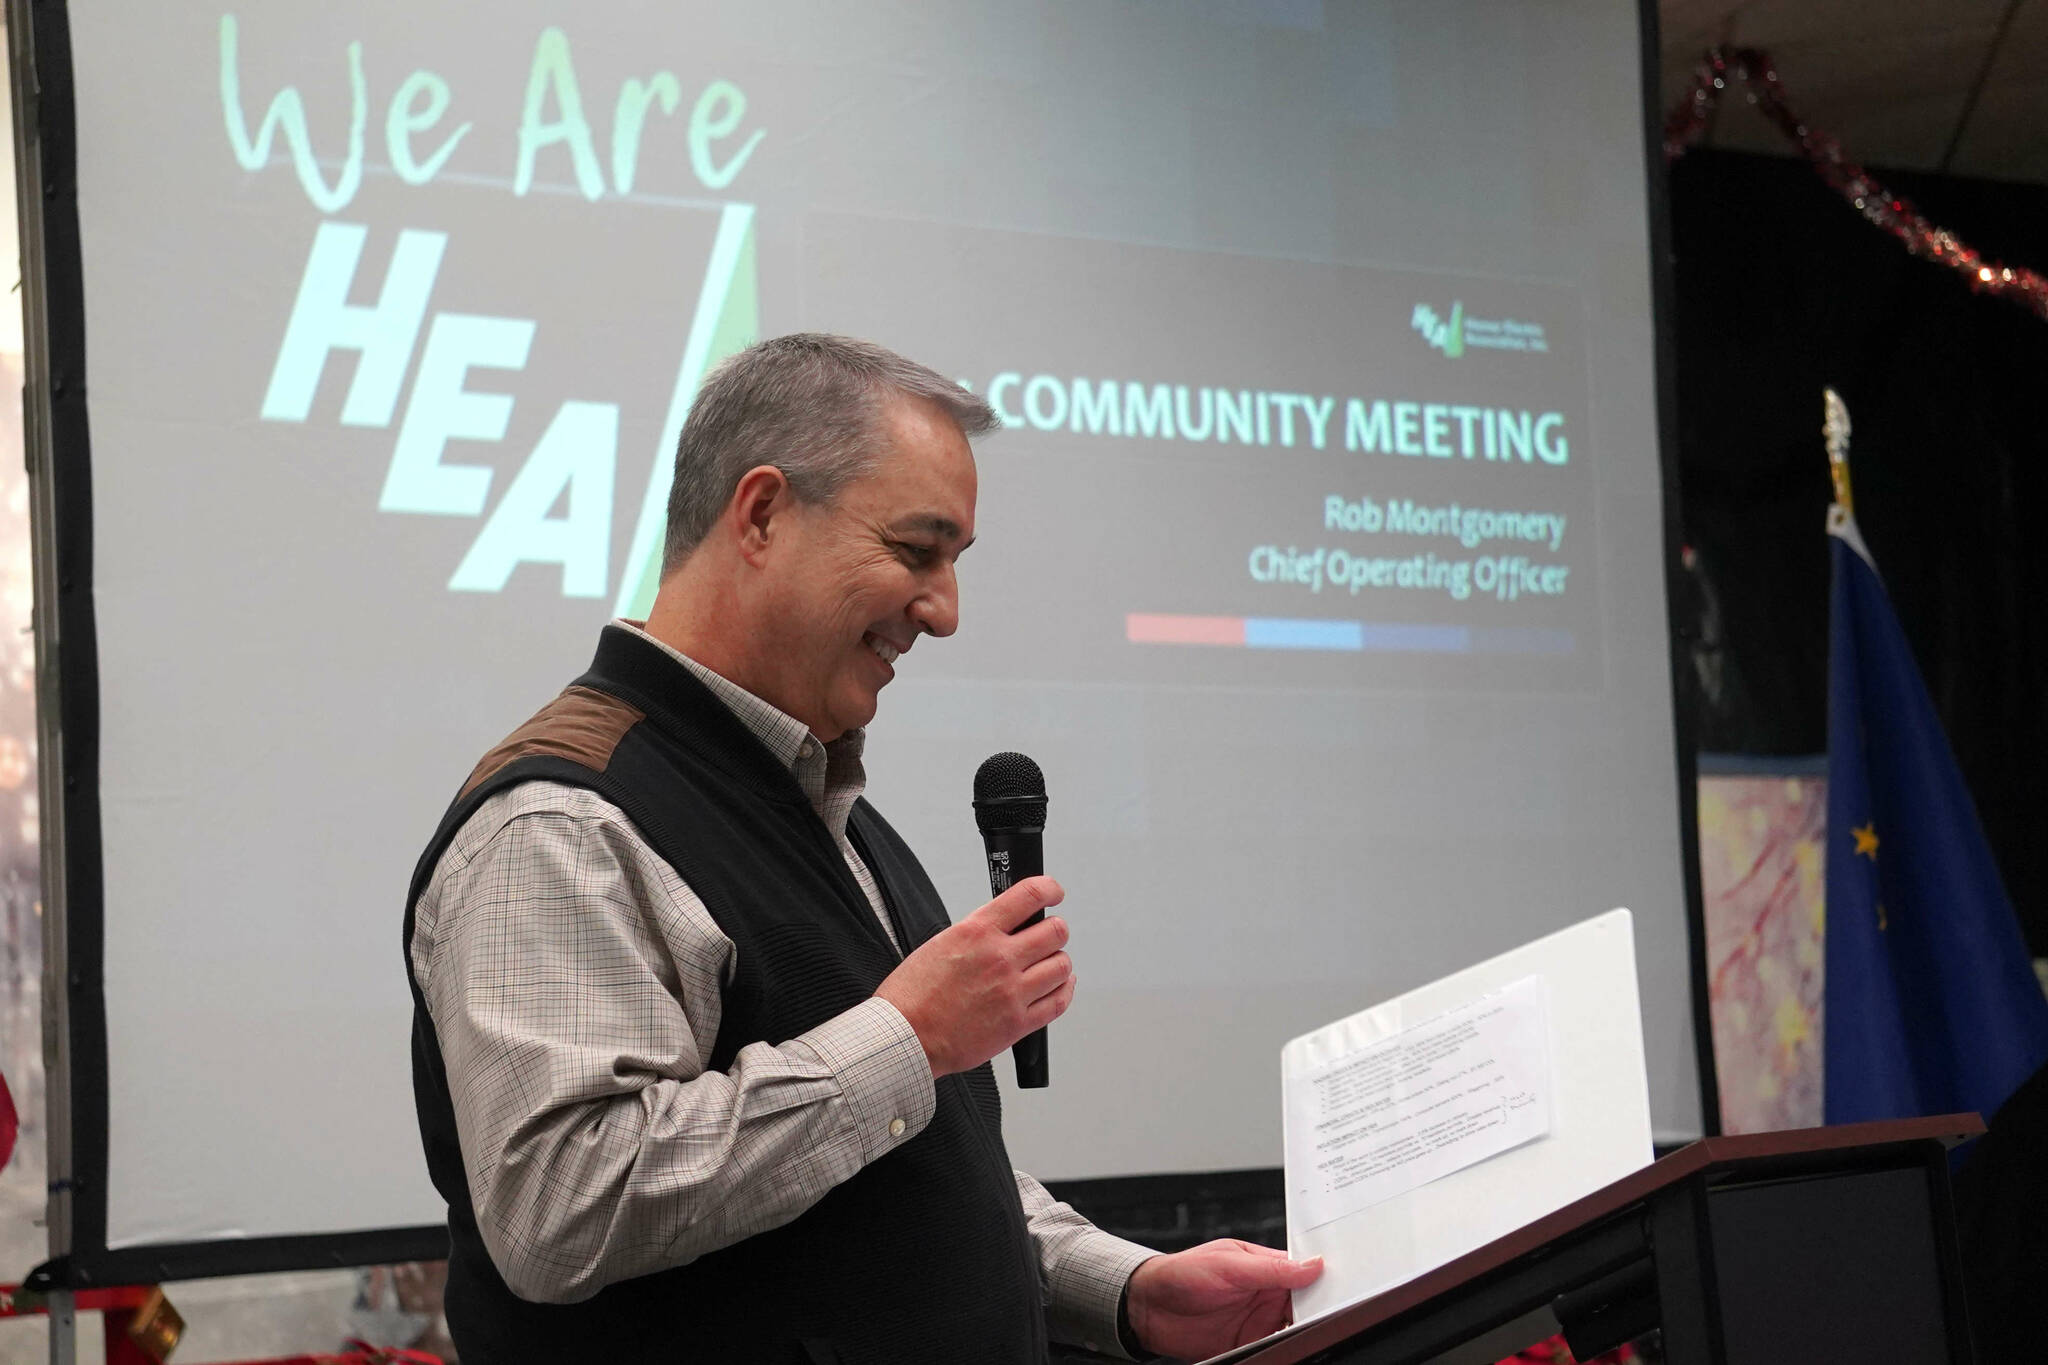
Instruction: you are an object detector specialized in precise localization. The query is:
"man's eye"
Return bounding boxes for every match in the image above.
[894,542,937,566]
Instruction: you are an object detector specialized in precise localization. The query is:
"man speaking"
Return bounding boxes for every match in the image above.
[403,334,1320,1363]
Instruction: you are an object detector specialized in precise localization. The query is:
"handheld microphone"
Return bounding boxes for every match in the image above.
[973,751,1050,1089]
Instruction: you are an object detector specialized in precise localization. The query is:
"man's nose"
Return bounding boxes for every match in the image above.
[909,565,960,638]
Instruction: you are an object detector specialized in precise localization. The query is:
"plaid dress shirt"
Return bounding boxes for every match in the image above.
[410,621,1156,1354]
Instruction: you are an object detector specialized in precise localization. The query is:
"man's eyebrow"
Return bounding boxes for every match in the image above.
[890,514,971,547]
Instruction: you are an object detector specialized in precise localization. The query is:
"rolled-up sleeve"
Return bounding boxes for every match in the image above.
[411,785,935,1303]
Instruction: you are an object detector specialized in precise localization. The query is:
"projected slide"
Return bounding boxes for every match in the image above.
[55,0,1693,1260]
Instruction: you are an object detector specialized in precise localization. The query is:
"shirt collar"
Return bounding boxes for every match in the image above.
[615,619,867,776]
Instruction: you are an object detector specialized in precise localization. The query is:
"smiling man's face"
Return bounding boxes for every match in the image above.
[756,394,978,741]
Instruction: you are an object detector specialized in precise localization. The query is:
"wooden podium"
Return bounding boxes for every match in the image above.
[1236,1115,1982,1365]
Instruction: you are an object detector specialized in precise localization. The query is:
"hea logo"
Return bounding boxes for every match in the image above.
[1412,300,1552,357]
[1411,301,1465,359]
[260,209,757,617]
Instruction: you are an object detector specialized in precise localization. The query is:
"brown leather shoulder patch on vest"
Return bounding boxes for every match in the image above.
[459,684,646,801]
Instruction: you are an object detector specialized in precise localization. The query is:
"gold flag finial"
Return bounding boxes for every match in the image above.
[1823,387,1852,513]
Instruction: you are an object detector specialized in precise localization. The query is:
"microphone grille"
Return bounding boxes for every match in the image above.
[973,751,1047,833]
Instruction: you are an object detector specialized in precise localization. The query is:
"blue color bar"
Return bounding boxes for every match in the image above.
[1243,617,1364,651]
[1228,619,1572,656]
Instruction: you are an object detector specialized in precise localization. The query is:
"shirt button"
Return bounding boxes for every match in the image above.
[799,740,816,759]
[888,1117,906,1138]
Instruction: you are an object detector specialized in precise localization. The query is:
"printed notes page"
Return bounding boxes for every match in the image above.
[1285,976,1553,1234]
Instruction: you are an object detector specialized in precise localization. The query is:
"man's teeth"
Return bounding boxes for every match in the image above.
[866,636,900,664]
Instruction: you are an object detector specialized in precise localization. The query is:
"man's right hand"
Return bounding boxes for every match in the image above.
[874,875,1075,1078]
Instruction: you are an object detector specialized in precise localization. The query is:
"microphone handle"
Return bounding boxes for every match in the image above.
[982,828,1048,1088]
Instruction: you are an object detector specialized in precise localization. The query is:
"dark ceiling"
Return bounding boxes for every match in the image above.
[1660,0,2048,181]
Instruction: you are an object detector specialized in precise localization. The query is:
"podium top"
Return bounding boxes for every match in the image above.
[1236,1114,1983,1365]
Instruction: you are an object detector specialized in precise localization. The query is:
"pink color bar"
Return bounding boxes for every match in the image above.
[1125,613,1248,646]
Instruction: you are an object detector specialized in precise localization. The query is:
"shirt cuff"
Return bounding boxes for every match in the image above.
[1049,1231,1161,1360]
[789,996,936,1164]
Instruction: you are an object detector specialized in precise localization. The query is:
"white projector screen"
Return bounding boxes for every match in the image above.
[37,0,1701,1268]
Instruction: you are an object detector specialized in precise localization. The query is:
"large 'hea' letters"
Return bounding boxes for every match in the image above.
[262,221,618,599]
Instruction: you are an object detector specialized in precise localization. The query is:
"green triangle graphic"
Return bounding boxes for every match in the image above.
[614,203,760,619]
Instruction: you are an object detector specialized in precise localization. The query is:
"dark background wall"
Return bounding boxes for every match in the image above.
[1673,147,2048,956]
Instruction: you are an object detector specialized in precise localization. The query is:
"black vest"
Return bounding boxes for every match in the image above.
[403,626,1046,1365]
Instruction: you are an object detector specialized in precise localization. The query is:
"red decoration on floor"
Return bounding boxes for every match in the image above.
[1499,1333,1638,1363]
[1664,47,2048,323]
[215,1348,442,1365]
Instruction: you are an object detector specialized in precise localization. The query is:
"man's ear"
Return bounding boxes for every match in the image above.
[727,465,792,567]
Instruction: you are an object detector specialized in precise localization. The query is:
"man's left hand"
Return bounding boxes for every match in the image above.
[1125,1239,1323,1360]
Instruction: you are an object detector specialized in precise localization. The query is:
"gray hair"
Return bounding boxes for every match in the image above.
[660,333,999,572]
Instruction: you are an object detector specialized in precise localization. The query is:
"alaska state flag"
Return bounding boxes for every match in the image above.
[1825,508,2048,1125]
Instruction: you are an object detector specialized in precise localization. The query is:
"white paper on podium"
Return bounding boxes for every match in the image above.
[1275,909,1654,1333]
[1285,975,1553,1232]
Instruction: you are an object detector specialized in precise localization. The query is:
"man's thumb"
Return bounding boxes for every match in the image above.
[1250,1255,1323,1288]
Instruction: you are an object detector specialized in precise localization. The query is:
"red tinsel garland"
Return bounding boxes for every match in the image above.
[1664,47,2048,322]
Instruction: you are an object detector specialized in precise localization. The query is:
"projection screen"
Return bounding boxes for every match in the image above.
[21,0,1707,1277]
